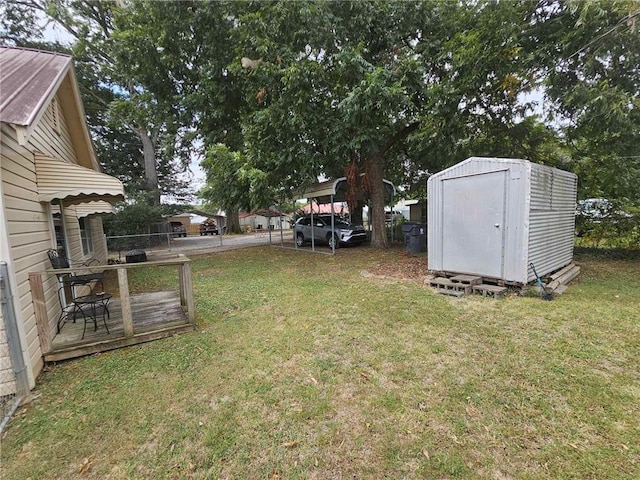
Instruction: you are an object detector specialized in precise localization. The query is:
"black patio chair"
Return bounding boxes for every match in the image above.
[48,249,110,336]
[47,249,105,291]
[55,282,112,337]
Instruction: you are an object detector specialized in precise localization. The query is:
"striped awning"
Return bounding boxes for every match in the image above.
[35,155,124,205]
[73,201,115,217]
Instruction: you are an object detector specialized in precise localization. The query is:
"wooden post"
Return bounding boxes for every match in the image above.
[181,260,195,324]
[178,260,186,307]
[117,268,134,337]
[29,272,51,354]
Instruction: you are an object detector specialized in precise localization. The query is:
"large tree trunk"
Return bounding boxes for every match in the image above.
[226,210,242,234]
[350,199,365,226]
[365,153,387,249]
[134,126,160,206]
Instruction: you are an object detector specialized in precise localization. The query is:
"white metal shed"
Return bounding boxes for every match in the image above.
[427,157,577,284]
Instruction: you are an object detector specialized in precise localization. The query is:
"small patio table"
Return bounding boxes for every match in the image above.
[73,293,112,338]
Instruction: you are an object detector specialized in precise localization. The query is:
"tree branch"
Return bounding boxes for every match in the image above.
[381,121,420,156]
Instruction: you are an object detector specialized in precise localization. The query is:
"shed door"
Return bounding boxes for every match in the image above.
[441,170,506,278]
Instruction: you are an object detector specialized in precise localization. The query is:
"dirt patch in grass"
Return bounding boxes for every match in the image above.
[367,249,427,281]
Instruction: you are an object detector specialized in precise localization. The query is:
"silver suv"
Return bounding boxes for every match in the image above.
[294,215,367,249]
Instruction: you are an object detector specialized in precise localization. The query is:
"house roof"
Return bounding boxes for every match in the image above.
[0,46,99,171]
[0,46,72,126]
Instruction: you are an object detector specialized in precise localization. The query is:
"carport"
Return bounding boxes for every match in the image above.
[270,176,396,255]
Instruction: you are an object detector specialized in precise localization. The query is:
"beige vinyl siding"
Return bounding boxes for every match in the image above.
[1,124,54,378]
[59,208,107,264]
[28,94,78,164]
[88,215,107,262]
[63,209,82,261]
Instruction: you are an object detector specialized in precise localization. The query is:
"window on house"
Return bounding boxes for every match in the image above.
[79,218,93,256]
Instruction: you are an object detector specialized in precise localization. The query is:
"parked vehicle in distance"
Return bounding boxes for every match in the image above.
[294,214,367,249]
[199,219,219,235]
[575,198,633,236]
[170,221,187,238]
[576,198,631,220]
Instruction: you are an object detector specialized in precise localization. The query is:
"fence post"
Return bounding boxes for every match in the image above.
[117,268,134,337]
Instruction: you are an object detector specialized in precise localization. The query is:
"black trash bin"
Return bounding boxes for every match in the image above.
[125,249,147,263]
[403,223,426,253]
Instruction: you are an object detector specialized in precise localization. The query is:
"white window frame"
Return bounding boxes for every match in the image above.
[79,217,94,256]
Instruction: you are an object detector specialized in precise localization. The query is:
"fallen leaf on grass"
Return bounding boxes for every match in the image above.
[282,441,298,448]
[422,449,430,460]
[79,456,93,474]
[309,376,318,385]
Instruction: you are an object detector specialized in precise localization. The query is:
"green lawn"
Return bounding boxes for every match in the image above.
[1,246,639,479]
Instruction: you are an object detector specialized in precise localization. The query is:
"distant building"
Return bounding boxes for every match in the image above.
[239,209,292,231]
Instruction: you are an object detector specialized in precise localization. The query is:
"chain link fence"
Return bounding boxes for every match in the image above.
[106,233,176,262]
[1,262,30,433]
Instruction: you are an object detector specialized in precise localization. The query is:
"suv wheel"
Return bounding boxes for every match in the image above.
[295,233,305,247]
[327,233,339,249]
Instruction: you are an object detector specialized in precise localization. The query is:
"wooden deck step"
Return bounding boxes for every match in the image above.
[449,274,482,286]
[472,284,508,299]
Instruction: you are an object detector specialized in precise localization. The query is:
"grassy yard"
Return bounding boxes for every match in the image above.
[1,246,638,479]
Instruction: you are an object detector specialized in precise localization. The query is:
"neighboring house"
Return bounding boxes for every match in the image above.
[239,209,292,231]
[0,47,125,390]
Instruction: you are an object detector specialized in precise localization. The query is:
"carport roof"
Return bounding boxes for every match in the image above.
[298,176,395,204]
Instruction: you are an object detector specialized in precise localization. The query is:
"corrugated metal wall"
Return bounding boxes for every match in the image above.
[526,165,577,281]
[428,157,577,284]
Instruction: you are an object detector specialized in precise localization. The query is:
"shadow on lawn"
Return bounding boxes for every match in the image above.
[574,246,640,261]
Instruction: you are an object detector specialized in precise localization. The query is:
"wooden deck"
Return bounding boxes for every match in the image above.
[45,291,195,362]
[29,254,196,363]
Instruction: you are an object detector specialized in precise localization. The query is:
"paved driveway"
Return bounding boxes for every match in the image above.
[159,230,293,255]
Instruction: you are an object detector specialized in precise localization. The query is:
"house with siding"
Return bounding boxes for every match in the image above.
[0,46,125,392]
[239,209,292,232]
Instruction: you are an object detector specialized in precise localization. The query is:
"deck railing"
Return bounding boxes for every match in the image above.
[29,254,195,359]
